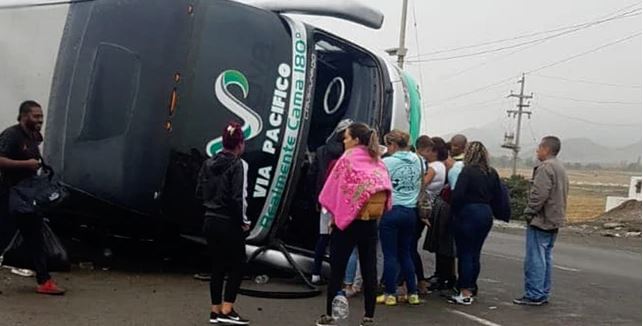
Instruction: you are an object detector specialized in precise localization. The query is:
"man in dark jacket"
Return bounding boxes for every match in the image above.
[0,100,65,295]
[514,136,568,306]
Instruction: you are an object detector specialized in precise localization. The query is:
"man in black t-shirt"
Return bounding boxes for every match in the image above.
[0,100,65,295]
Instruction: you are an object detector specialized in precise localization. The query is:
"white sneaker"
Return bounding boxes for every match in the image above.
[448,292,473,305]
[311,275,321,283]
[10,267,35,277]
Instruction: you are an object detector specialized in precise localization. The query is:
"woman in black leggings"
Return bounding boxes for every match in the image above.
[196,122,251,325]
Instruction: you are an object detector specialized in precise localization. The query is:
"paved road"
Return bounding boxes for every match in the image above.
[0,229,640,326]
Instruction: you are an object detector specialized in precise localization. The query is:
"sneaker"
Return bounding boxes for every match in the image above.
[217,309,249,325]
[396,294,408,303]
[360,317,375,326]
[448,292,473,305]
[513,296,548,306]
[344,285,358,298]
[10,267,34,277]
[193,273,211,281]
[311,275,327,285]
[408,294,421,305]
[315,315,337,326]
[209,312,220,324]
[418,280,431,295]
[376,294,397,306]
[36,279,66,295]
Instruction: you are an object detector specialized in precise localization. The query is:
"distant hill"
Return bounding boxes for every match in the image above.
[443,123,642,164]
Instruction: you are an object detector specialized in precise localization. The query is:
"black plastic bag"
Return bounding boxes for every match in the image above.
[0,222,70,272]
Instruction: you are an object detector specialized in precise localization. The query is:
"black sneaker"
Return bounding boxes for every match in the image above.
[360,317,375,326]
[315,315,337,326]
[217,309,250,325]
[513,296,547,306]
[209,312,220,324]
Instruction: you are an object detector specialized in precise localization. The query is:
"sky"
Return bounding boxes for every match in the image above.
[292,0,642,148]
[0,0,640,150]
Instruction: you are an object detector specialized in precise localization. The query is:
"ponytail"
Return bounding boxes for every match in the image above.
[367,128,381,159]
[347,122,381,159]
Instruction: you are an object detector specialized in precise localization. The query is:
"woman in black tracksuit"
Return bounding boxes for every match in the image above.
[196,122,251,325]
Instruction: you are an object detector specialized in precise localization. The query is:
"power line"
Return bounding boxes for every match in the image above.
[425,76,517,108]
[410,0,428,133]
[532,73,642,88]
[410,6,641,61]
[407,9,640,63]
[425,31,641,108]
[535,104,640,127]
[408,2,642,58]
[538,93,642,105]
[0,0,94,9]
[428,97,507,113]
[526,31,642,74]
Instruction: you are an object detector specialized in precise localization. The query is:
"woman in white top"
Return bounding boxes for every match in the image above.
[415,136,451,293]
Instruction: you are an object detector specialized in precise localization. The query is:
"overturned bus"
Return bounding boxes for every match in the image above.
[9,0,422,273]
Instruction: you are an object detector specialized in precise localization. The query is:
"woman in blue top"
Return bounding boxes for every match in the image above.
[376,130,423,306]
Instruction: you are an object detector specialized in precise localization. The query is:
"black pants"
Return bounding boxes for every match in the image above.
[326,220,378,318]
[204,218,246,305]
[435,253,456,287]
[16,214,50,285]
[0,192,49,285]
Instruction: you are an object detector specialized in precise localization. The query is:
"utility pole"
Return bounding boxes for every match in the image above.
[502,73,533,176]
[386,0,409,68]
[397,0,409,69]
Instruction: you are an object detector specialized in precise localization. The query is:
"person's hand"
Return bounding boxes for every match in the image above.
[421,218,431,227]
[23,159,40,172]
[241,224,251,232]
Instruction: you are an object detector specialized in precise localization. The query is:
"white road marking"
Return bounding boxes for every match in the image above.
[483,252,581,272]
[447,309,503,326]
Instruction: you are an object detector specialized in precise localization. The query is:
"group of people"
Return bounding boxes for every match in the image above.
[0,101,567,326]
[305,120,568,326]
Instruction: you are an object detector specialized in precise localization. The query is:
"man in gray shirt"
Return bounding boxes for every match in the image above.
[514,136,569,306]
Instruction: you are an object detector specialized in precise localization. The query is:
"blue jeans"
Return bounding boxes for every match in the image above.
[344,248,358,284]
[453,204,493,290]
[379,206,418,295]
[524,226,557,301]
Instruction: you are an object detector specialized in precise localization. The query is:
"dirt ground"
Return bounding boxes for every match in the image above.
[498,168,640,222]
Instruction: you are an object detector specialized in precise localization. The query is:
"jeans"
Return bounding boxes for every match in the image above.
[453,204,493,290]
[344,248,358,284]
[326,220,378,318]
[524,226,557,301]
[379,206,417,295]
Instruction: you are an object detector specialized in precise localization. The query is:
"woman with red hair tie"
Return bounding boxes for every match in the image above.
[196,122,251,325]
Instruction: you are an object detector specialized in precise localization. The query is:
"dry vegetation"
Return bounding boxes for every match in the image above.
[497,168,639,222]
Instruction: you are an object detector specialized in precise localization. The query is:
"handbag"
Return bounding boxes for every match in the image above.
[416,155,434,220]
[490,170,511,222]
[9,161,68,216]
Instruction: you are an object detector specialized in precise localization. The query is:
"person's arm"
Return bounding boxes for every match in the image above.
[195,162,207,200]
[229,161,246,227]
[423,166,437,185]
[450,167,470,212]
[525,164,553,215]
[0,130,39,171]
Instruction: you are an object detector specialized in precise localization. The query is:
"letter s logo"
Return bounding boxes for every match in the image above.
[207,70,263,156]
